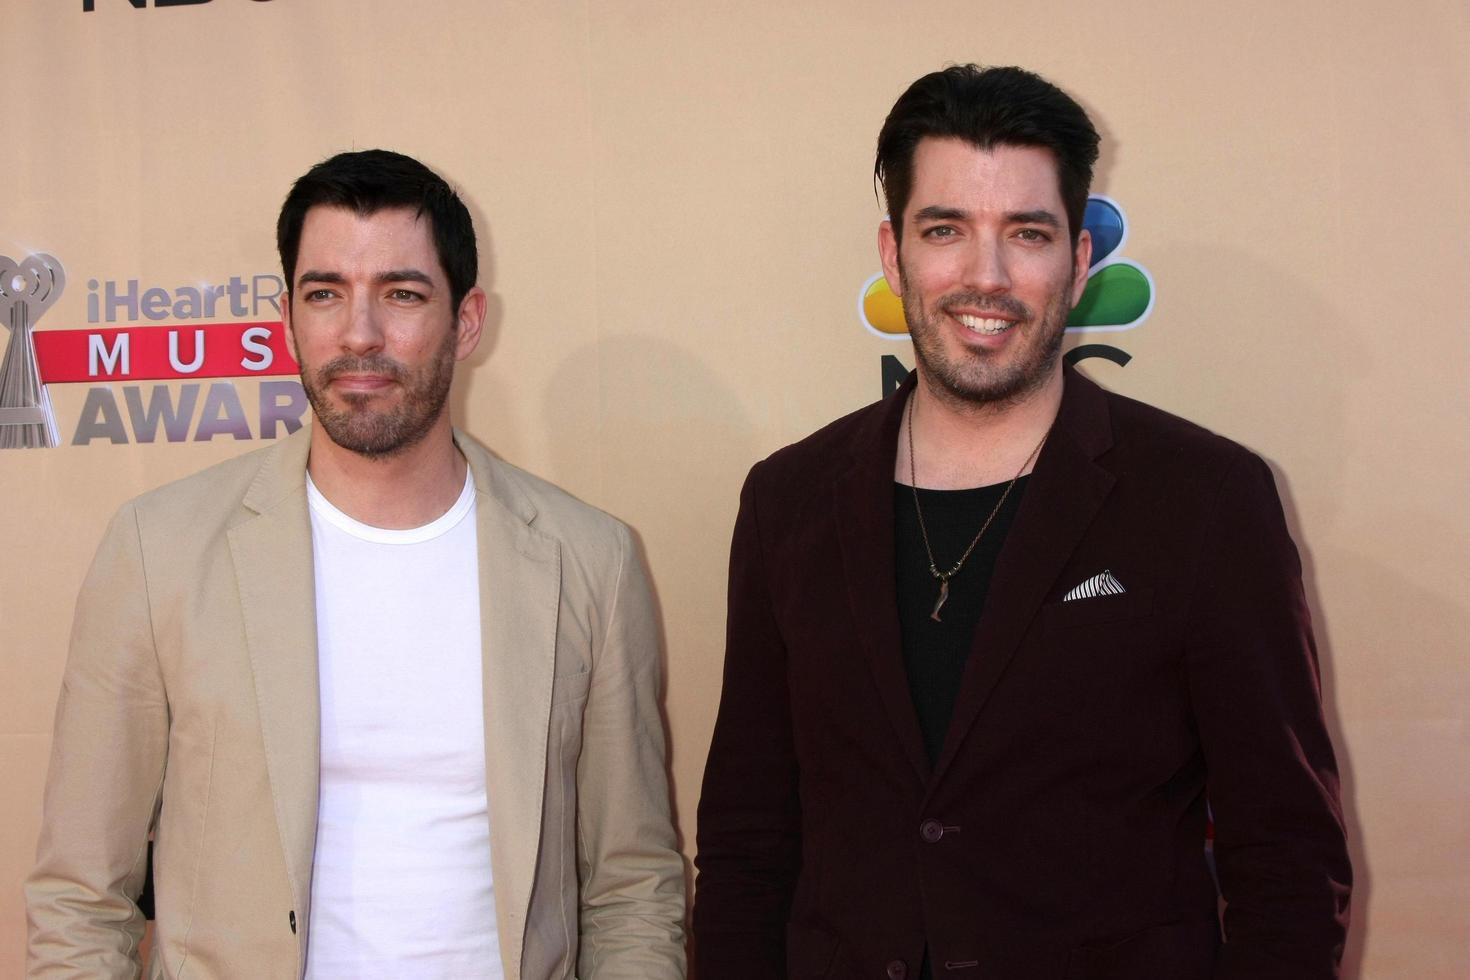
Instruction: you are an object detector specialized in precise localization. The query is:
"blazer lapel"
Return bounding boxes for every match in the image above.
[227,427,320,921]
[462,435,561,978]
[832,377,931,785]
[930,368,1117,783]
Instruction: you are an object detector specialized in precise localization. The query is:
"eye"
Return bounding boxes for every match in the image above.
[1015,228,1052,243]
[304,288,337,302]
[388,288,425,302]
[921,225,958,240]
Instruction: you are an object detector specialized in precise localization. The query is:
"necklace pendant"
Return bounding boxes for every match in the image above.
[930,578,950,622]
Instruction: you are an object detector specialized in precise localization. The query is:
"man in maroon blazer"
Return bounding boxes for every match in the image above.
[693,65,1351,980]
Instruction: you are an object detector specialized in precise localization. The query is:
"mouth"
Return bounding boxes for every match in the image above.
[327,373,398,394]
[954,312,1016,336]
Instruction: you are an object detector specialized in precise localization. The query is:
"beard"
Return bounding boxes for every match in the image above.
[297,327,457,459]
[901,263,1073,410]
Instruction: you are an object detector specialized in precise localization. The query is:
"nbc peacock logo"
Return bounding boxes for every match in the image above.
[859,196,1154,392]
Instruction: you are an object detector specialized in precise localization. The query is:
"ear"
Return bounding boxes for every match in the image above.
[453,286,488,361]
[1069,228,1093,307]
[878,219,903,296]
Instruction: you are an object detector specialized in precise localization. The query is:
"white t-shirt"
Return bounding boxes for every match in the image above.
[303,471,503,979]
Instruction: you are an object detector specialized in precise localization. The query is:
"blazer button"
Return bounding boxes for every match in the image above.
[919,818,945,843]
[886,960,907,980]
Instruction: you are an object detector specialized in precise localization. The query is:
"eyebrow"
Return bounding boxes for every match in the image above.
[295,269,436,289]
[1008,209,1062,228]
[913,205,969,223]
[910,205,1062,228]
[296,270,345,288]
[375,269,434,287]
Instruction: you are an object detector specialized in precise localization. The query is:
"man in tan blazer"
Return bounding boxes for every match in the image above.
[27,150,686,979]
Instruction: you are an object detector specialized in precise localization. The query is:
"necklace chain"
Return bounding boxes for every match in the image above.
[906,393,1048,622]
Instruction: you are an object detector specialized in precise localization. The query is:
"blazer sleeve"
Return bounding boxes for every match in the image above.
[26,503,169,978]
[575,521,688,979]
[1183,452,1352,979]
[691,463,801,977]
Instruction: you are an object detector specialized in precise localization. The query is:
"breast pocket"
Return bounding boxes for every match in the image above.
[1032,586,1184,748]
[1041,588,1155,633]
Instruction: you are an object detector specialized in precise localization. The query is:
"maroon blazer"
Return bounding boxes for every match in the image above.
[693,368,1350,980]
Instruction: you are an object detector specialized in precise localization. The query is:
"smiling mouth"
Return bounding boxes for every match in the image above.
[955,313,1014,335]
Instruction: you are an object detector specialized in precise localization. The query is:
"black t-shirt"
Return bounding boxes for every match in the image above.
[894,477,1028,980]
[893,477,1029,767]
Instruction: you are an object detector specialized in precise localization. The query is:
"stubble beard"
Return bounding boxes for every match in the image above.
[901,263,1072,412]
[297,327,458,460]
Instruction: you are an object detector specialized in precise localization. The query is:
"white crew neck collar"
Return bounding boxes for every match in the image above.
[306,468,476,544]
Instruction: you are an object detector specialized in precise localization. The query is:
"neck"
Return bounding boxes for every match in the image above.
[306,415,468,529]
[897,368,1064,490]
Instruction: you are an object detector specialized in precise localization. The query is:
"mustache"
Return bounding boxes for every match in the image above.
[938,292,1031,321]
[316,354,408,384]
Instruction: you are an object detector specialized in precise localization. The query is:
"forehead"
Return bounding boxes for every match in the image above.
[295,205,444,278]
[906,137,1065,216]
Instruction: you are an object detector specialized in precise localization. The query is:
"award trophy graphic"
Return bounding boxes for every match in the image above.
[0,253,64,449]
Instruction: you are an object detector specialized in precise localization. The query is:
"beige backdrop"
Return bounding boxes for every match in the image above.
[3,1,1467,976]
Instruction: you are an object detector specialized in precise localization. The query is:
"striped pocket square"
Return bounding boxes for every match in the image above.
[1062,569,1127,602]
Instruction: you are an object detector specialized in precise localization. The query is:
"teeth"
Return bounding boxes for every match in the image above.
[956,313,1012,335]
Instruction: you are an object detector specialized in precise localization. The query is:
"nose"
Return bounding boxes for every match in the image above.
[340,294,385,355]
[963,236,1011,294]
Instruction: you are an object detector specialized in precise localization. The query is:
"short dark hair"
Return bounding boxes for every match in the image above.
[875,65,1100,245]
[276,149,478,310]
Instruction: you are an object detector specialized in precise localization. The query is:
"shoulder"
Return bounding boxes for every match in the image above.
[1093,379,1261,473]
[748,392,895,489]
[127,431,305,537]
[74,433,306,593]
[459,433,633,562]
[1081,377,1282,520]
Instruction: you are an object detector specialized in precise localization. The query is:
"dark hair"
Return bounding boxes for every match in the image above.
[277,149,478,310]
[875,65,1100,244]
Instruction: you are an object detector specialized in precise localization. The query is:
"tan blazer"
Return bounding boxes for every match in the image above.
[26,426,687,979]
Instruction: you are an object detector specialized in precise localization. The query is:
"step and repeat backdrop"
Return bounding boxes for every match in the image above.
[3,1,1466,976]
